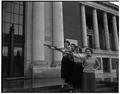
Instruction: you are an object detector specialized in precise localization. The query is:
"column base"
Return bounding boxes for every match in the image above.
[33,66,61,78]
[51,60,61,67]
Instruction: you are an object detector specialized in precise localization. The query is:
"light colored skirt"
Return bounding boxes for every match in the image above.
[82,72,96,92]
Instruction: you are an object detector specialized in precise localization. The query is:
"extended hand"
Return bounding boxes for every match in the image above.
[44,44,51,48]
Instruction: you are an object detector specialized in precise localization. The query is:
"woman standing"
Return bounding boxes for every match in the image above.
[61,40,71,87]
[65,43,76,86]
[72,46,84,92]
[82,48,100,92]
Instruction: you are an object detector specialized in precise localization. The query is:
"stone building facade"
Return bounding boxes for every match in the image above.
[2,2,119,81]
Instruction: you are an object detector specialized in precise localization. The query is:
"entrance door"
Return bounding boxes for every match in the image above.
[2,2,25,77]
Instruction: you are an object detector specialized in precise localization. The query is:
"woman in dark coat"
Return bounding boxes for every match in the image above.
[61,40,71,86]
[65,43,76,86]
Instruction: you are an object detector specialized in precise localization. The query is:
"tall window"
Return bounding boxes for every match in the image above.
[2,2,25,77]
[87,34,94,48]
[108,13,116,51]
[111,58,118,69]
[102,58,111,73]
[85,6,94,49]
[116,16,119,38]
[97,10,106,50]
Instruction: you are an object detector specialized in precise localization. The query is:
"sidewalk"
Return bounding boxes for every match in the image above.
[2,77,63,92]
[2,77,118,93]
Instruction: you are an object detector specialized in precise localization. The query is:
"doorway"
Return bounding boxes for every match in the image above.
[102,58,111,73]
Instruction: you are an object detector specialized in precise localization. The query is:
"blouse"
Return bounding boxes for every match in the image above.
[83,57,100,73]
[61,46,71,57]
[73,53,85,63]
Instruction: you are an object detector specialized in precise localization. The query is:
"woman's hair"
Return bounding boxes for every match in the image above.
[77,46,82,53]
[64,40,70,46]
[71,43,76,48]
[85,47,93,53]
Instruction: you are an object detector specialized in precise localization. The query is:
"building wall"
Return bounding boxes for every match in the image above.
[63,2,82,46]
[18,2,120,80]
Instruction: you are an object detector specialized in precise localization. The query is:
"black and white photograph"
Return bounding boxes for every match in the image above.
[1,0,119,93]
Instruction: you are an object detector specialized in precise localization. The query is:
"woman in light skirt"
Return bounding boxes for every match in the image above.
[82,48,100,92]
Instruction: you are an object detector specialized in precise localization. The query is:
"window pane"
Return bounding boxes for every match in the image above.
[20,2,23,5]
[11,2,15,13]
[3,2,11,12]
[14,24,18,35]
[2,46,8,56]
[11,13,14,23]
[19,25,23,35]
[111,58,118,69]
[15,2,20,4]
[2,23,5,33]
[14,47,22,56]
[14,14,19,24]
[20,6,23,14]
[5,12,11,22]
[5,23,10,34]
[102,58,110,72]
[19,16,23,24]
[2,11,5,22]
[14,4,19,14]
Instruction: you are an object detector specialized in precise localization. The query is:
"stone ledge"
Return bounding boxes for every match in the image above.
[33,67,61,78]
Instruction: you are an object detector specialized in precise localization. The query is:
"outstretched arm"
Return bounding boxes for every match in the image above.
[44,44,56,50]
[44,44,85,59]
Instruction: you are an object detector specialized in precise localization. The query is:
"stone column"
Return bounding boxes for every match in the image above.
[112,15,118,50]
[32,2,45,63]
[24,2,33,78]
[81,4,88,48]
[44,2,53,67]
[24,2,33,88]
[103,12,110,50]
[52,2,64,66]
[93,8,100,49]
[109,59,112,73]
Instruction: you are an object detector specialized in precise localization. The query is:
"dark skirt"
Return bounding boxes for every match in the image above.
[61,56,74,84]
[66,60,74,85]
[72,63,84,89]
[61,56,69,81]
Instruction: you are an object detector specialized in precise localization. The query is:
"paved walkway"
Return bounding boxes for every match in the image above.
[2,77,63,92]
[2,76,118,93]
